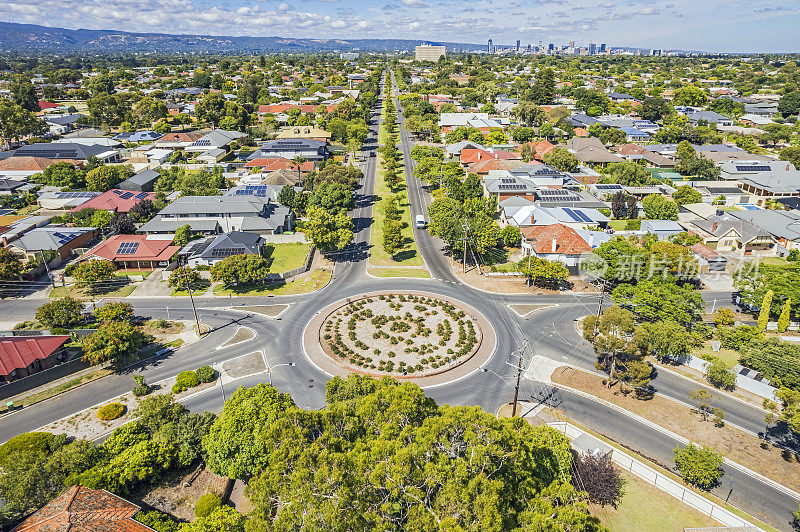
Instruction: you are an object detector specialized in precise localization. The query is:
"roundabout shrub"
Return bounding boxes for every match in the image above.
[195,365,217,383]
[97,402,125,420]
[172,370,200,393]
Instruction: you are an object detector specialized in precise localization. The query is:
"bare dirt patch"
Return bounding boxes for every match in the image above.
[220,327,256,348]
[139,466,228,521]
[552,366,800,492]
[320,293,480,377]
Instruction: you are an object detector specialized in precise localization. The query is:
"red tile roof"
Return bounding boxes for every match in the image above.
[244,158,314,172]
[573,128,589,137]
[460,148,495,165]
[521,224,591,256]
[0,336,69,377]
[470,159,526,174]
[12,485,153,532]
[83,235,179,264]
[689,242,721,260]
[70,189,155,214]
[155,132,204,143]
[492,150,522,160]
[38,101,59,110]
[533,140,555,159]
[258,104,338,115]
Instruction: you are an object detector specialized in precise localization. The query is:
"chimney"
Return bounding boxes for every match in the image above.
[551,237,558,253]
[588,233,595,247]
[712,221,718,231]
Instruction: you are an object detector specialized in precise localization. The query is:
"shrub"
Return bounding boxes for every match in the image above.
[132,374,151,397]
[0,432,60,467]
[195,365,217,384]
[673,444,723,490]
[97,402,125,420]
[713,307,735,327]
[194,493,222,518]
[50,327,69,335]
[135,510,180,532]
[705,359,737,390]
[172,370,200,393]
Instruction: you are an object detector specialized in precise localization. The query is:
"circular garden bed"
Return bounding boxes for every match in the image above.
[319,293,482,377]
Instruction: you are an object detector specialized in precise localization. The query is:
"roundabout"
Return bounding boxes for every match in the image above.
[303,290,497,387]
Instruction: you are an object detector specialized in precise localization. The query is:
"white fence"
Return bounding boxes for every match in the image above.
[682,356,778,400]
[548,421,752,528]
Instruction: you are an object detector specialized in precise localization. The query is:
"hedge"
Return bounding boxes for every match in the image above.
[97,403,125,421]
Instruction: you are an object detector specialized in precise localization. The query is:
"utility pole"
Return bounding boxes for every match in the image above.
[512,340,528,417]
[462,219,468,273]
[182,261,202,336]
[40,250,54,288]
[595,278,607,321]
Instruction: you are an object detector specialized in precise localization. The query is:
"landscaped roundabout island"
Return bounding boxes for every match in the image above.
[305,292,496,385]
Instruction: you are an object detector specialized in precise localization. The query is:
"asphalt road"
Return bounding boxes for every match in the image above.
[0,72,797,529]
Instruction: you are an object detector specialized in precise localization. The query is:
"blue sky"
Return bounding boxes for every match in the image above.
[2,0,799,52]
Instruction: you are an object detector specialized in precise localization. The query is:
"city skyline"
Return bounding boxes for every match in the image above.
[0,0,798,53]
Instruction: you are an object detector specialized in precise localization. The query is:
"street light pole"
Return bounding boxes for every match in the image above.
[512,349,523,417]
[181,259,202,336]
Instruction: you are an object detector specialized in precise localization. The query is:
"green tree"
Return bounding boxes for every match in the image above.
[502,225,522,247]
[168,266,201,289]
[517,256,569,289]
[642,194,678,220]
[11,79,39,111]
[94,301,133,322]
[672,85,709,107]
[638,97,671,122]
[308,182,355,213]
[714,307,736,327]
[304,206,354,252]
[513,101,547,126]
[705,358,737,390]
[739,338,800,391]
[776,388,800,434]
[612,279,704,327]
[543,147,580,173]
[35,297,84,328]
[758,289,773,331]
[605,161,651,187]
[33,161,85,188]
[86,166,121,192]
[180,505,244,532]
[583,306,651,390]
[203,383,296,479]
[673,444,723,490]
[210,254,271,286]
[81,320,146,365]
[527,68,556,104]
[73,260,116,288]
[778,298,792,333]
[672,185,702,206]
[173,224,194,247]
[277,184,296,207]
[0,99,47,145]
[778,90,800,117]
[636,321,692,362]
[195,92,226,127]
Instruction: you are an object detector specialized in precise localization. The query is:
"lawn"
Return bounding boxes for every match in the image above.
[213,268,331,296]
[482,247,519,273]
[608,219,640,231]
[264,243,312,273]
[692,341,741,367]
[369,267,431,278]
[114,270,153,279]
[590,469,716,531]
[368,158,426,269]
[171,280,211,296]
[49,281,136,299]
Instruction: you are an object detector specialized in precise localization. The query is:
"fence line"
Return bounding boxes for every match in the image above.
[547,421,751,528]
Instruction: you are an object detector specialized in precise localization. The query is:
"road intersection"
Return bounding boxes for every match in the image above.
[0,72,797,529]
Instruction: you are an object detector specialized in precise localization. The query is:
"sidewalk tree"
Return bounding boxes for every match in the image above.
[35,297,84,328]
[705,358,737,390]
[673,444,723,490]
[776,388,800,434]
[583,306,651,391]
[304,206,353,252]
[94,301,133,322]
[73,260,116,288]
[81,320,147,364]
[210,254,270,286]
[168,266,201,289]
[757,289,773,331]
[778,298,792,333]
[713,307,735,327]
[0,247,22,280]
[517,256,569,289]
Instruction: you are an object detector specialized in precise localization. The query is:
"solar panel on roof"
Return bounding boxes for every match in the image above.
[735,165,771,172]
[135,192,149,199]
[116,242,139,255]
[563,208,583,222]
[112,190,123,196]
[576,210,593,223]
[119,192,134,200]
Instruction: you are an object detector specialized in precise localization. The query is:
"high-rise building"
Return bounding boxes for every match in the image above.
[415,44,446,62]
[599,43,607,53]
[516,40,521,52]
[589,42,597,55]
[548,43,554,53]
[488,39,493,53]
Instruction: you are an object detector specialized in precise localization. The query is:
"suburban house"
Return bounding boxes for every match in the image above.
[565,137,623,166]
[37,191,100,210]
[138,196,293,236]
[80,234,180,269]
[10,143,121,163]
[248,139,329,162]
[244,157,315,173]
[43,114,82,135]
[117,169,161,192]
[688,214,777,254]
[178,231,266,267]
[5,226,97,261]
[483,174,538,202]
[613,144,675,167]
[505,204,609,229]
[184,129,247,154]
[437,113,508,133]
[0,335,70,384]
[520,223,591,268]
[718,161,800,205]
[726,209,800,253]
[69,189,155,214]
[640,219,685,240]
[683,110,734,126]
[152,131,205,149]
[10,485,153,532]
[113,131,162,143]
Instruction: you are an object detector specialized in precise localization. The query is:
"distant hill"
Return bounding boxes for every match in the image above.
[0,21,482,53]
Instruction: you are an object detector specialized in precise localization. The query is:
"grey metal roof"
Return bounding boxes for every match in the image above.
[12,142,113,160]
[9,226,94,251]
[180,231,265,259]
[727,209,800,243]
[158,195,267,215]
[138,218,221,233]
